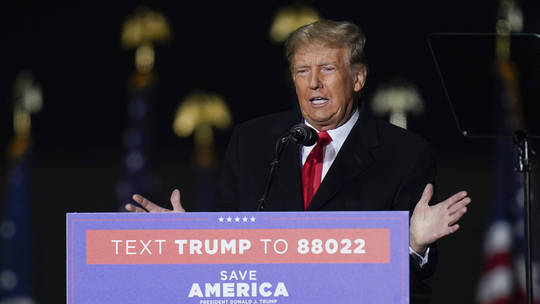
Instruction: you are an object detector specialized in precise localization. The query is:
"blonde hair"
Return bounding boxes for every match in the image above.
[285,19,367,72]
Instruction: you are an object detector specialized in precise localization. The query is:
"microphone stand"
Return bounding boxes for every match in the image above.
[257,124,317,211]
[257,136,289,211]
[513,130,534,304]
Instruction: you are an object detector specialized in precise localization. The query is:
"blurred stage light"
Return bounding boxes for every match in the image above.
[497,0,523,33]
[11,71,43,143]
[122,6,171,79]
[496,0,523,61]
[173,91,232,147]
[269,5,320,43]
[371,80,423,130]
[13,71,43,114]
[173,92,232,143]
[121,7,171,49]
[174,91,232,168]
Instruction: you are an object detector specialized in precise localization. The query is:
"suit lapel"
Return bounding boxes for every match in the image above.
[307,113,379,211]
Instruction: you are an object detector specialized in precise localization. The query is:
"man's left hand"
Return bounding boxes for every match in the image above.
[409,184,471,254]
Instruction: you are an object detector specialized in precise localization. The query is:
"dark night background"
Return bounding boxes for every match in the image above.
[1,1,540,303]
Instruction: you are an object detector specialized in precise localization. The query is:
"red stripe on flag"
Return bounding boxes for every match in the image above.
[484,252,512,273]
[486,298,511,304]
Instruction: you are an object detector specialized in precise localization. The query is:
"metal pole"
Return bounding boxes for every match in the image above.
[515,131,533,304]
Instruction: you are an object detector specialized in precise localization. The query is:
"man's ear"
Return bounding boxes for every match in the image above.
[353,64,367,92]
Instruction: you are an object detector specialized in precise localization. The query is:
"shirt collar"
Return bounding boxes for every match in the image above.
[304,107,359,151]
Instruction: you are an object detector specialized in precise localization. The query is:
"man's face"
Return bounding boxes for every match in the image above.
[292,43,366,131]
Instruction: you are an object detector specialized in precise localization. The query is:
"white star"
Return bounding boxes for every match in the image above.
[242,217,248,222]
[218,217,224,222]
[227,217,232,222]
[250,217,256,222]
[234,217,240,222]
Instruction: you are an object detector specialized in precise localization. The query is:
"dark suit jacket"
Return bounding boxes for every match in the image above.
[214,109,438,303]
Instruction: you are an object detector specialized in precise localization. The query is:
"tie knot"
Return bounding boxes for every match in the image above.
[317,131,332,146]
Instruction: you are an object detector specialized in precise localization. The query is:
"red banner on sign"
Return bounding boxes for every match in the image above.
[86,228,390,265]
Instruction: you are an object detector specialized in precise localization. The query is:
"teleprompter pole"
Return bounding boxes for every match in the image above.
[514,130,534,304]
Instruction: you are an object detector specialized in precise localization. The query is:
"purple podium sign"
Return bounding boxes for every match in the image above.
[67,211,409,303]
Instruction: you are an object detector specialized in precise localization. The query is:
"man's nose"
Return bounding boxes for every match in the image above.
[308,70,321,89]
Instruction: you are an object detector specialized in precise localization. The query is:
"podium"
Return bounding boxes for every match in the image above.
[67,211,409,303]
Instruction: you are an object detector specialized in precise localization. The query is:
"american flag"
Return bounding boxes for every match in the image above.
[476,137,539,303]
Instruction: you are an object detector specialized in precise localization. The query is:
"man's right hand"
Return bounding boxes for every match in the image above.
[125,189,186,213]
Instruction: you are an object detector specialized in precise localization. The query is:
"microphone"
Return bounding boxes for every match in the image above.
[288,123,318,146]
[257,123,319,211]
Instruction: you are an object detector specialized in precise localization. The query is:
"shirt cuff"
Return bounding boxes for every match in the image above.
[409,246,430,268]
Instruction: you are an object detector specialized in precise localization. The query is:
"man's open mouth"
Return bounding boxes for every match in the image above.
[309,97,329,105]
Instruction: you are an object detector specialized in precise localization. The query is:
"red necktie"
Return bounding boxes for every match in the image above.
[302,131,332,210]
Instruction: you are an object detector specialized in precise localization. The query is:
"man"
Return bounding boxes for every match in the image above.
[125,20,471,303]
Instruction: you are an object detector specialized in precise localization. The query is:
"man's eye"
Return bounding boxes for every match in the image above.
[296,69,308,74]
[322,66,335,72]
